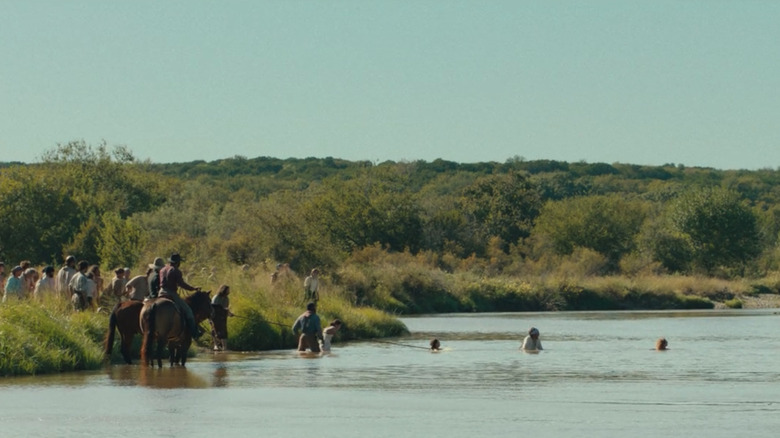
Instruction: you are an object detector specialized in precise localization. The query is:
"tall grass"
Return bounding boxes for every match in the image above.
[188,263,408,352]
[0,297,104,376]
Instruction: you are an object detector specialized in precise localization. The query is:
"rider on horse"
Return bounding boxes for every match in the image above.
[157,253,203,339]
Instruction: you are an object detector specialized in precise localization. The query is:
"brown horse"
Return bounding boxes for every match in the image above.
[104,300,145,364]
[140,291,212,368]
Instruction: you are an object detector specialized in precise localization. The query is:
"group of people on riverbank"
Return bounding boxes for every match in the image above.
[0,256,137,308]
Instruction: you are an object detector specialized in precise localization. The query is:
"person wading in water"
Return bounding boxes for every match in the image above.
[292,302,322,353]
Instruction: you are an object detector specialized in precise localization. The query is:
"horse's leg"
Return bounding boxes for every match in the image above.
[156,339,164,368]
[169,342,176,367]
[181,337,191,367]
[120,333,133,364]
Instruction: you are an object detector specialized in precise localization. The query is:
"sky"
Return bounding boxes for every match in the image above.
[1,1,779,170]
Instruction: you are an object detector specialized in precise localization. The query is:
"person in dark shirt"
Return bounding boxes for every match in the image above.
[147,257,165,299]
[292,302,322,353]
[158,253,203,339]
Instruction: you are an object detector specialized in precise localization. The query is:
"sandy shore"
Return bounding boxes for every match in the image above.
[714,293,780,309]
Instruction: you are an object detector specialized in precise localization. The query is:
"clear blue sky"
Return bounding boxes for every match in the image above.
[2,1,779,169]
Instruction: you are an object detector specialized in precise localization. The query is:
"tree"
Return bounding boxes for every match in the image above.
[668,188,761,274]
[0,167,80,264]
[97,212,145,269]
[306,168,423,253]
[533,194,647,271]
[459,171,541,253]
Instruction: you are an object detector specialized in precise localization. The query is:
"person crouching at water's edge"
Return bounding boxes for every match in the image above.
[293,302,322,353]
[522,327,543,351]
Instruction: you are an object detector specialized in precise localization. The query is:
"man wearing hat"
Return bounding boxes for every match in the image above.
[158,253,203,339]
[146,257,165,299]
[3,266,24,302]
[56,256,77,298]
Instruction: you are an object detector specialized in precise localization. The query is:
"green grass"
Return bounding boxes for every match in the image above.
[0,298,104,376]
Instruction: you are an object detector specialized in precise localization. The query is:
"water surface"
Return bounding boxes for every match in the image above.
[3,309,780,437]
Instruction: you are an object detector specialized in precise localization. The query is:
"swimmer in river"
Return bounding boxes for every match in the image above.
[655,337,668,351]
[521,327,543,351]
[430,338,441,351]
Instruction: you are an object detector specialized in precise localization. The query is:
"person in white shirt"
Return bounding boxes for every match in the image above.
[124,269,151,301]
[303,268,320,303]
[68,260,89,310]
[521,327,543,351]
[321,319,342,353]
[34,266,56,299]
[56,256,77,298]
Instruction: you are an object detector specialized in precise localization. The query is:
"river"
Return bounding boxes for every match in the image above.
[2,309,780,437]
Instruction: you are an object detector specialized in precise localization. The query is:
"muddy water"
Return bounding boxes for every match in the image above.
[3,309,780,437]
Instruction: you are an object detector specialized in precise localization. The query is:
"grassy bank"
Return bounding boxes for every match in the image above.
[335,248,780,314]
[9,255,780,376]
[0,296,104,376]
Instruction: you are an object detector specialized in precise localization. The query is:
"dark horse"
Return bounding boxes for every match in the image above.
[140,291,212,368]
[104,300,145,364]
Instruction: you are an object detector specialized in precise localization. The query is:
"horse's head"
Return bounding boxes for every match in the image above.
[187,290,213,322]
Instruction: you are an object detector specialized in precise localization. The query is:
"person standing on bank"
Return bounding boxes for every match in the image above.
[521,327,543,351]
[109,268,125,305]
[34,266,56,299]
[3,266,24,302]
[303,268,320,303]
[68,261,90,310]
[56,256,77,298]
[159,253,203,339]
[292,302,322,353]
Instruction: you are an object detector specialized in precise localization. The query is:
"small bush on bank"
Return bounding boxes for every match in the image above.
[724,298,744,309]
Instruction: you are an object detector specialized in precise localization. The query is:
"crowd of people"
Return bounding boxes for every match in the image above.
[0,255,158,310]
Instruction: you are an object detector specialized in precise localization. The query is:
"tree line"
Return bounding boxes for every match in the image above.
[2,140,779,281]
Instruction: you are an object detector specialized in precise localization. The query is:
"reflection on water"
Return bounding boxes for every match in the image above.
[3,309,780,438]
[104,365,211,389]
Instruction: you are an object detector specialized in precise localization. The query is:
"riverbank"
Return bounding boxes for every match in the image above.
[5,261,780,377]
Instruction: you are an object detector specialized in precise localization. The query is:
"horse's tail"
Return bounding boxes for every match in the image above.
[141,303,157,366]
[103,303,120,359]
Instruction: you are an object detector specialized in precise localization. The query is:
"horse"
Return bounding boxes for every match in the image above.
[104,300,145,364]
[140,290,212,368]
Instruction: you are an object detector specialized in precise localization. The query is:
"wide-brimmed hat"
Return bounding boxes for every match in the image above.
[168,253,184,263]
[149,257,165,269]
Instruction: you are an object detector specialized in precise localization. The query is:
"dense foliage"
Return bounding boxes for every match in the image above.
[3,141,780,304]
[7,141,780,376]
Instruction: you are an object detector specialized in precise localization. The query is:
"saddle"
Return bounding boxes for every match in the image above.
[143,296,186,336]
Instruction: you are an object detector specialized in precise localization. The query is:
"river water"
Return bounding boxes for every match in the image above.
[2,309,780,437]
